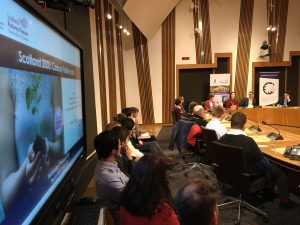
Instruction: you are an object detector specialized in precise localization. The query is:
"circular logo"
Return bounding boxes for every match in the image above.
[263,82,275,95]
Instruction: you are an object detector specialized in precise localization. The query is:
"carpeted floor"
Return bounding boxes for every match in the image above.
[157,126,300,225]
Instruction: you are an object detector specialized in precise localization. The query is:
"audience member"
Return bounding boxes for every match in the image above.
[110,126,136,176]
[172,98,183,122]
[120,154,179,225]
[239,91,257,108]
[176,179,218,225]
[219,112,297,208]
[94,129,129,224]
[203,93,216,112]
[178,96,185,113]
[205,105,227,139]
[189,105,208,127]
[117,117,144,158]
[182,101,198,119]
[276,91,295,107]
[225,91,238,109]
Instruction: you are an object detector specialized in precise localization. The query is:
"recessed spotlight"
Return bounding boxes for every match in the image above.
[267,25,272,31]
[106,13,112,20]
[126,31,130,36]
[271,26,277,31]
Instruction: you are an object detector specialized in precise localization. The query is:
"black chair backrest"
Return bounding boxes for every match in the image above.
[211,141,249,192]
[201,127,218,161]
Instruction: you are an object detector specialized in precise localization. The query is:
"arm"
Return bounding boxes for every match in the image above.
[225,99,231,109]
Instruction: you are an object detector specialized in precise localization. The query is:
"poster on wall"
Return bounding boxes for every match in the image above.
[259,72,279,106]
[210,73,230,105]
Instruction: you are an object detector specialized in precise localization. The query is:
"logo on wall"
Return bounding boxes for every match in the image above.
[263,82,275,95]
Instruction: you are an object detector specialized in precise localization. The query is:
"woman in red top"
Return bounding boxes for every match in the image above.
[225,91,238,109]
[120,154,179,225]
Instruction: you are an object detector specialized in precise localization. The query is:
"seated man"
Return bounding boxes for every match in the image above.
[239,91,257,108]
[189,105,208,127]
[219,112,297,208]
[276,91,295,107]
[94,129,129,224]
[176,179,218,225]
[182,101,198,119]
[205,105,227,139]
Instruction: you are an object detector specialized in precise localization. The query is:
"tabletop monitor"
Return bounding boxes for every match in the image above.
[0,1,86,224]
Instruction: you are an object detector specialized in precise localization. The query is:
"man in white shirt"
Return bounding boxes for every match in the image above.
[206,105,227,139]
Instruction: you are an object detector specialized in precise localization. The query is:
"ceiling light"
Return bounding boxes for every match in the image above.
[126,31,130,36]
[271,26,277,31]
[123,28,127,33]
[106,13,112,20]
[267,25,272,31]
[119,25,123,29]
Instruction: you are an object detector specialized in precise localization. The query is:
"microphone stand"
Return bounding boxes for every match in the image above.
[262,121,284,140]
[249,122,262,132]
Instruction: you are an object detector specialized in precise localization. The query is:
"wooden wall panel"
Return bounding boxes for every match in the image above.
[132,23,155,124]
[162,9,176,123]
[235,0,254,100]
[267,0,289,62]
[104,0,117,121]
[114,10,126,110]
[95,0,108,129]
[192,0,212,64]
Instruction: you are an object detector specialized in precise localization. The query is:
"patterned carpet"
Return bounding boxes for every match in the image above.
[157,126,300,225]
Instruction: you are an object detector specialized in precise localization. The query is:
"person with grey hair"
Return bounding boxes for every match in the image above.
[189,105,208,127]
[175,179,219,225]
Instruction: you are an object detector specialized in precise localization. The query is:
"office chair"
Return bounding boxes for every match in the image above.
[211,141,268,225]
[181,124,211,178]
[201,127,218,164]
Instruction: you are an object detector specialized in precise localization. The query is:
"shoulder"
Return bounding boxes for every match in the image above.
[157,203,180,225]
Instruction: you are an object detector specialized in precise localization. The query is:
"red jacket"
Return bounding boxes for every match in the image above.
[120,203,179,225]
[225,99,238,109]
[187,124,202,146]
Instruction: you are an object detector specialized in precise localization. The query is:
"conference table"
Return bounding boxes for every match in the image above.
[223,107,300,195]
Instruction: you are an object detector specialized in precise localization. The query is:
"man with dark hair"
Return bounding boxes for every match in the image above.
[206,105,227,139]
[239,91,257,108]
[176,179,218,225]
[94,129,129,224]
[276,91,295,107]
[121,107,133,117]
[219,112,297,208]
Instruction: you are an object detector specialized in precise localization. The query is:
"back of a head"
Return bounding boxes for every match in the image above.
[231,112,247,129]
[94,129,120,160]
[212,105,224,118]
[193,105,204,116]
[189,101,198,113]
[176,180,218,225]
[105,121,121,131]
[118,117,135,131]
[121,154,172,216]
[122,107,133,117]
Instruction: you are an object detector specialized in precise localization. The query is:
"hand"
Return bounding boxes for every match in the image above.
[26,143,42,184]
[138,140,143,146]
[124,146,133,160]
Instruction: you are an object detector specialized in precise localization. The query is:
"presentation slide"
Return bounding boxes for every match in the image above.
[61,78,83,154]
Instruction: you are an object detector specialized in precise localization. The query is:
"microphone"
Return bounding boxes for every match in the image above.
[249,122,262,132]
[261,121,284,140]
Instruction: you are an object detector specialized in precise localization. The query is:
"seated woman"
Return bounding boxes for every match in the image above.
[120,154,179,225]
[225,91,238,109]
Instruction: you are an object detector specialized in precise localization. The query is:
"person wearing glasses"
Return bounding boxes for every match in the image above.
[239,91,257,108]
